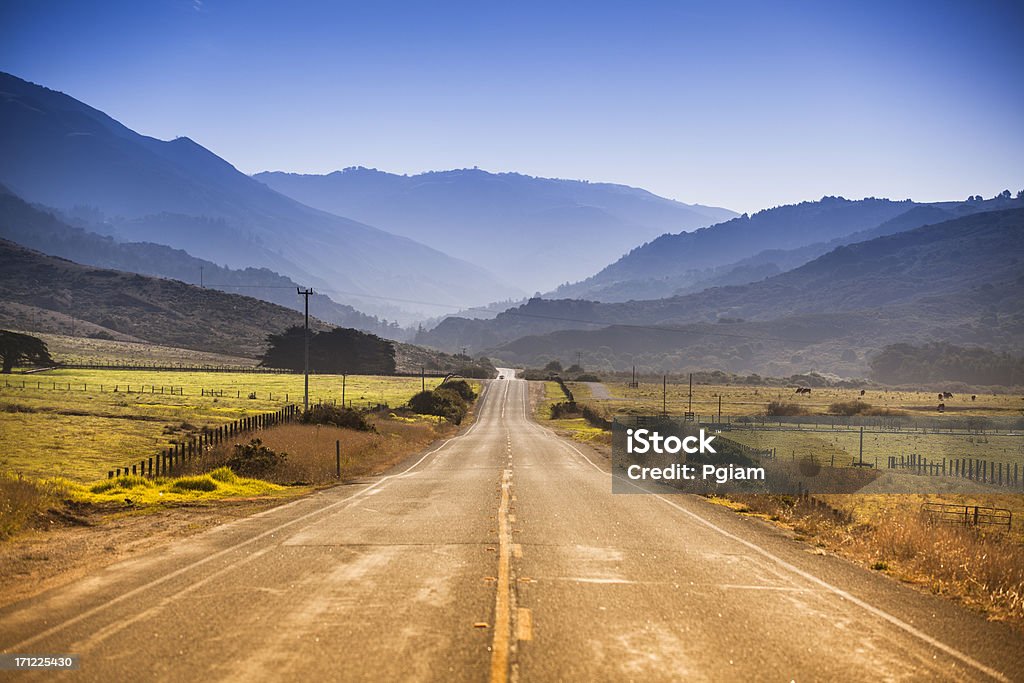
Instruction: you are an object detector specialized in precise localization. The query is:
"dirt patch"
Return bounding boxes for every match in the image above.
[0,497,292,608]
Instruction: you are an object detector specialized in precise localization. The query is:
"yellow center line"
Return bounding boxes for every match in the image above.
[489,468,513,683]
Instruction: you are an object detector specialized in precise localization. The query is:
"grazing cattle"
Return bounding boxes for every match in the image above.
[859,389,866,396]
[793,387,811,394]
[971,395,977,401]
[937,403,945,412]
[938,393,944,401]
[943,391,954,399]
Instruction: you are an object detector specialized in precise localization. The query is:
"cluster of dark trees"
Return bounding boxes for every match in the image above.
[869,342,1024,386]
[259,326,396,374]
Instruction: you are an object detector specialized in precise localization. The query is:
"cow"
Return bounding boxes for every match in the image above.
[859,389,866,396]
[937,403,945,412]
[971,395,977,401]
[943,391,954,399]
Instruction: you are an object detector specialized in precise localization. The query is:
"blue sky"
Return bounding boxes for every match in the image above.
[1,0,1021,213]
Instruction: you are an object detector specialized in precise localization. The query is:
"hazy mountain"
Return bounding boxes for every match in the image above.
[0,72,520,320]
[551,196,920,301]
[418,208,1024,375]
[0,239,483,373]
[254,167,737,291]
[669,199,1015,296]
[0,184,410,339]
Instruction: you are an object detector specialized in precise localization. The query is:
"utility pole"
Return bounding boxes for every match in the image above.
[200,266,204,288]
[662,374,667,417]
[421,367,425,392]
[297,287,313,413]
[342,373,346,408]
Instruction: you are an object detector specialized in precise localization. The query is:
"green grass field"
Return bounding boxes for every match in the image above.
[597,381,1024,419]
[0,369,445,481]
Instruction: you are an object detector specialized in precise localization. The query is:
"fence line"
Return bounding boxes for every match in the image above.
[106,405,299,480]
[887,453,1023,489]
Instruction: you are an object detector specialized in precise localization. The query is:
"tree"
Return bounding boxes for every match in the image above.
[259,326,396,374]
[0,330,53,373]
[543,360,563,373]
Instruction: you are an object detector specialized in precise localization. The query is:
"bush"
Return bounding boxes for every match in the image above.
[409,388,468,424]
[766,401,807,416]
[439,379,476,401]
[227,438,288,476]
[828,400,873,416]
[575,373,602,382]
[550,401,580,419]
[301,404,374,431]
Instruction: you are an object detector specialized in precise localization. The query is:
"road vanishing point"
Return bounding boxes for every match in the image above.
[1,370,1022,681]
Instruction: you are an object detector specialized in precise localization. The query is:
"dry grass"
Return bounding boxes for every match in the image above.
[0,473,63,540]
[190,416,455,485]
[722,493,1024,628]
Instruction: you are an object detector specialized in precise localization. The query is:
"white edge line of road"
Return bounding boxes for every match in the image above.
[519,378,1010,683]
[4,380,497,653]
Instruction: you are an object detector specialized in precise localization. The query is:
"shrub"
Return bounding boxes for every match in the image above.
[575,373,601,382]
[409,388,468,424]
[828,400,873,416]
[550,401,580,419]
[766,401,807,416]
[301,404,374,431]
[227,438,288,476]
[439,379,476,401]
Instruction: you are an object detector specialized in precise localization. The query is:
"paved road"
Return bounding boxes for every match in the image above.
[1,370,1021,681]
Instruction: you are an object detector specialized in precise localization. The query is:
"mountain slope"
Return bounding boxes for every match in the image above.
[0,184,407,339]
[670,200,1015,296]
[0,239,483,373]
[0,72,520,319]
[255,167,737,291]
[417,208,1024,368]
[552,196,919,301]
[0,239,323,358]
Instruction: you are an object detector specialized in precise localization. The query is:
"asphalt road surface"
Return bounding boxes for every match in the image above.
[1,370,1022,681]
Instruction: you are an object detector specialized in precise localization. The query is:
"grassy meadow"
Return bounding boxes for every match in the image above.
[593,380,1024,419]
[0,369,445,481]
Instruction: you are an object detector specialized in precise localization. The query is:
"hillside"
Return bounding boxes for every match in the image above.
[0,240,483,373]
[0,72,519,319]
[0,184,409,339]
[255,167,736,291]
[551,196,919,301]
[670,200,1015,296]
[420,208,1024,374]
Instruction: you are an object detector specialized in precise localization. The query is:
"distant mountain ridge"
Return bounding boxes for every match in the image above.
[0,184,408,339]
[0,72,520,320]
[417,208,1024,375]
[551,196,920,301]
[255,167,737,291]
[0,239,480,373]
